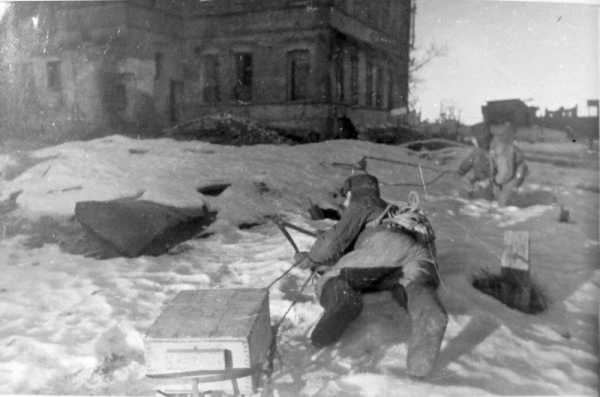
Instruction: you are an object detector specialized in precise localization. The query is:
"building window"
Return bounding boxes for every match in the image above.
[203,54,220,103]
[375,66,384,108]
[287,49,310,101]
[155,52,163,81]
[114,83,127,111]
[233,52,252,102]
[365,61,373,107]
[334,50,344,102]
[102,72,128,112]
[47,61,61,90]
[387,72,394,109]
[350,51,358,105]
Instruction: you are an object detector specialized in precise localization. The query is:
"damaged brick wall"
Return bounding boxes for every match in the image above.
[0,0,412,140]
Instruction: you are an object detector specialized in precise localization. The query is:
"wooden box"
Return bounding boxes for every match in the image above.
[145,288,271,396]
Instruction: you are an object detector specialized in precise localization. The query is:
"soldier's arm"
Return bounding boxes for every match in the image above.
[457,150,475,176]
[307,204,371,267]
[514,147,528,187]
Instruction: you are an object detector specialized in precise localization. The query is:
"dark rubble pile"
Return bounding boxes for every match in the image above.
[163,113,296,145]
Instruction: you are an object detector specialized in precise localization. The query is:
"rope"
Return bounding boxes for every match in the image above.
[364,155,444,172]
[321,155,458,188]
[273,272,316,330]
[265,258,303,290]
[264,219,319,379]
[265,270,316,378]
[379,170,457,187]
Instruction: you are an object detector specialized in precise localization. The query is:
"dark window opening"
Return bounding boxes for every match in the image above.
[233,52,252,102]
[47,61,61,90]
[375,66,384,108]
[288,49,310,101]
[365,61,373,107]
[350,51,358,105]
[114,83,127,111]
[203,54,220,103]
[388,72,394,109]
[410,1,417,49]
[170,79,183,123]
[155,52,163,81]
[334,50,344,102]
[101,72,128,112]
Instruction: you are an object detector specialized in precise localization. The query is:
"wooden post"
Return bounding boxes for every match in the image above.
[191,378,200,397]
[501,231,530,273]
[417,163,428,199]
[501,231,531,308]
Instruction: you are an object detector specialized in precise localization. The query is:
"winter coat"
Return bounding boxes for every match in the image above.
[457,147,492,184]
[308,188,436,295]
[490,144,528,188]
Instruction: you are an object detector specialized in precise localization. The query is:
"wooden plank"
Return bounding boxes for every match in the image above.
[501,231,530,272]
[147,289,269,339]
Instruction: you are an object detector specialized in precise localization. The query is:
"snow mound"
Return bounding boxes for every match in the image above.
[94,324,145,376]
[164,113,294,145]
[0,136,597,395]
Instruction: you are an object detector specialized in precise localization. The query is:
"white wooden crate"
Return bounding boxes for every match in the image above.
[145,288,272,396]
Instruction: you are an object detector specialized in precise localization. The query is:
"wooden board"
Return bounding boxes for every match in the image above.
[147,288,269,339]
[501,231,530,272]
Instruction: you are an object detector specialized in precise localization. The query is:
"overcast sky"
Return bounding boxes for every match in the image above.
[414,0,599,124]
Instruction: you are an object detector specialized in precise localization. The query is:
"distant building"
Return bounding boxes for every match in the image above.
[539,101,599,144]
[0,0,413,139]
[481,99,538,127]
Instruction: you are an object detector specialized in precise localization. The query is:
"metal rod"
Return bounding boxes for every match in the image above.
[271,219,300,253]
[418,163,429,197]
[365,155,443,172]
[278,220,317,237]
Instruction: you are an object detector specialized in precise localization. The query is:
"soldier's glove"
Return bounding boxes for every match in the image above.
[294,251,318,270]
[315,229,326,238]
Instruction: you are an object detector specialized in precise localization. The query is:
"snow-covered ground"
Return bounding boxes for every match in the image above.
[0,135,597,396]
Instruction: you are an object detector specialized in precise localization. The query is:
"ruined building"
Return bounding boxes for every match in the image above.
[481,99,538,127]
[539,100,599,143]
[0,0,413,140]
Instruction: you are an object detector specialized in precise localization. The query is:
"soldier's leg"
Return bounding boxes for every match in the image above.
[310,276,363,347]
[497,178,519,206]
[404,261,448,378]
[390,283,408,310]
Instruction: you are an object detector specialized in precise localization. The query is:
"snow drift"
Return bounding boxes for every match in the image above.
[0,135,597,396]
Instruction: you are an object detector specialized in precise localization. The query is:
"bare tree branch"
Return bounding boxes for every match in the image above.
[410,42,448,74]
[408,42,448,111]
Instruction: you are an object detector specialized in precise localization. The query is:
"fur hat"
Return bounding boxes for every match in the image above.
[340,174,380,198]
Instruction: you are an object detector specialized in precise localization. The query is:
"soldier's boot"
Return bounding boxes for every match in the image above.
[310,277,363,348]
[405,283,448,378]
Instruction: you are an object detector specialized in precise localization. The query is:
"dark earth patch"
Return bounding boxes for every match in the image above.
[238,222,264,230]
[405,139,462,152]
[308,204,341,221]
[128,148,148,155]
[472,269,547,314]
[197,183,231,196]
